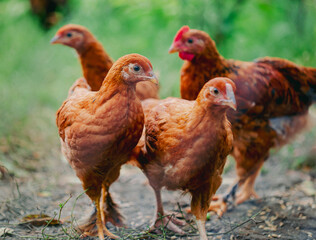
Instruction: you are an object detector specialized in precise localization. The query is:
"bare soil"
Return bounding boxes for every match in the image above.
[0,154,316,240]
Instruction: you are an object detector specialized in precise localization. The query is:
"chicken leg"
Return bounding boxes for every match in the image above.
[77,186,124,237]
[235,161,263,204]
[78,186,118,239]
[190,179,218,240]
[208,159,264,216]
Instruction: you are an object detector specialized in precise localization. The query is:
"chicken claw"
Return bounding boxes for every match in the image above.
[236,188,259,205]
[207,197,228,217]
[150,214,185,234]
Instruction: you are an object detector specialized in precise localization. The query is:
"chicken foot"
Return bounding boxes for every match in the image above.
[77,185,124,237]
[78,190,118,239]
[208,160,264,216]
[235,164,261,204]
[150,188,185,234]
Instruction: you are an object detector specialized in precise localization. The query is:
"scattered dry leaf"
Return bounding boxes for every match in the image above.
[270,215,278,221]
[264,220,277,231]
[20,214,61,226]
[298,214,307,220]
[37,191,51,197]
[269,233,281,238]
[299,180,316,196]
[302,230,313,238]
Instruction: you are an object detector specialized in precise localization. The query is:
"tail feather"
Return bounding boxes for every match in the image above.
[256,57,316,100]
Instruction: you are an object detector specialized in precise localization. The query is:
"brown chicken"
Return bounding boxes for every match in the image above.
[169,26,316,215]
[56,54,158,239]
[136,78,236,240]
[51,24,159,99]
[30,0,69,29]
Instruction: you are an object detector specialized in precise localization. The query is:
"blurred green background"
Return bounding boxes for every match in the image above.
[1,0,316,176]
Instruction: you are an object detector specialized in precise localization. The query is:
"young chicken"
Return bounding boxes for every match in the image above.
[51,24,159,99]
[56,54,158,239]
[169,26,316,215]
[137,78,236,240]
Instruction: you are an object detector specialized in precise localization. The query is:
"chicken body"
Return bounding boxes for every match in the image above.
[56,54,158,239]
[169,26,316,214]
[51,24,159,99]
[137,78,236,240]
[67,77,91,97]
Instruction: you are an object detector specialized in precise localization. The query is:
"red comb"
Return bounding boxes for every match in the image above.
[174,25,190,42]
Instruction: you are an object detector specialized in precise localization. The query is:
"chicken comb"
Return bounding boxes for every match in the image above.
[174,25,190,42]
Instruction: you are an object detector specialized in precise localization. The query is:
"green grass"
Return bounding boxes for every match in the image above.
[1,0,316,174]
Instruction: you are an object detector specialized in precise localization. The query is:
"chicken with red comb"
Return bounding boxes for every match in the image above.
[169,25,316,216]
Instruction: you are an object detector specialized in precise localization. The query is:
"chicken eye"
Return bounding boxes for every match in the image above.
[66,32,72,37]
[213,88,219,95]
[133,65,140,72]
[187,38,193,44]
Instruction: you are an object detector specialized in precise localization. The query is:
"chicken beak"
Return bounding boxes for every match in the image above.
[147,71,159,85]
[50,35,61,44]
[224,99,237,111]
[222,83,237,110]
[168,43,179,54]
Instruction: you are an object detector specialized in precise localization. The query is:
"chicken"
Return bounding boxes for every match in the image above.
[56,53,158,239]
[30,0,68,29]
[51,24,159,234]
[51,24,159,99]
[136,78,236,240]
[169,25,316,215]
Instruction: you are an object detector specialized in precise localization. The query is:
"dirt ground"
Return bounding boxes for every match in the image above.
[0,152,316,239]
